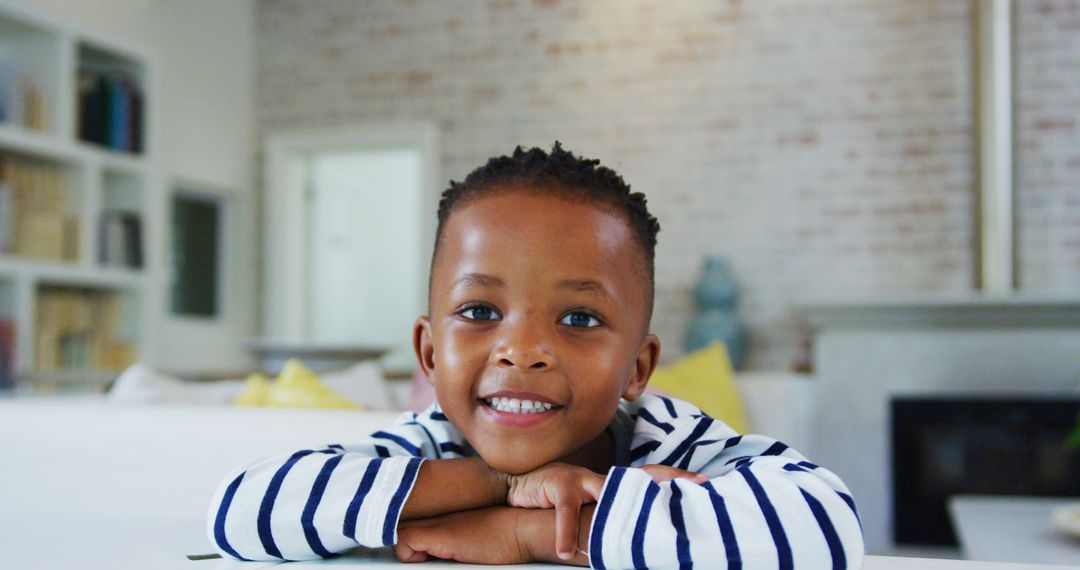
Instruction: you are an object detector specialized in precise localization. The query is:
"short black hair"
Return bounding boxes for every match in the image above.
[431,142,661,319]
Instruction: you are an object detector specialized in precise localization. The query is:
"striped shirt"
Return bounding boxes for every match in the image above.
[207,394,864,568]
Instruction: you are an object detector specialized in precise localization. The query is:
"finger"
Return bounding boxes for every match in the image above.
[395,527,433,564]
[394,541,428,563]
[554,499,581,561]
[689,471,710,483]
[640,464,709,484]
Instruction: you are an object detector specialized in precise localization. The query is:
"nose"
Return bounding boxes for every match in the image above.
[491,316,556,371]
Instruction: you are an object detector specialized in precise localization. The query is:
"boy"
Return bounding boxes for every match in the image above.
[208,143,863,568]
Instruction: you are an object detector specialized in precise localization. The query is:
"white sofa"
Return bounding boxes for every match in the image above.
[0,372,817,568]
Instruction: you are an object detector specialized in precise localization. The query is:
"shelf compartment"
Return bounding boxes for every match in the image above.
[75,42,144,155]
[99,167,144,269]
[33,283,137,376]
[0,149,84,263]
[0,10,62,137]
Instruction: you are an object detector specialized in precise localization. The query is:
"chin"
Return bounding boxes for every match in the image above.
[478,449,552,475]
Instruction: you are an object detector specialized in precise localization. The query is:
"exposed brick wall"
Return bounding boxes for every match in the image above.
[255,0,979,369]
[1016,0,1080,290]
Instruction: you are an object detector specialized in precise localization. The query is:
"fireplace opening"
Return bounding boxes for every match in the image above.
[891,395,1080,546]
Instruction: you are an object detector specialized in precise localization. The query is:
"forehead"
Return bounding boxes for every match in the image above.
[434,192,646,296]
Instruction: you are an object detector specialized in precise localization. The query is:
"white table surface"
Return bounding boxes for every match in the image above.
[1,401,1072,569]
[949,495,1080,566]
[4,510,1077,570]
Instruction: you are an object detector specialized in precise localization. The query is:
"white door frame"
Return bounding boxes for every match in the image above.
[262,123,440,341]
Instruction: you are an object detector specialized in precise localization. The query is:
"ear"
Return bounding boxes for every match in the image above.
[622,333,660,401]
[413,316,436,385]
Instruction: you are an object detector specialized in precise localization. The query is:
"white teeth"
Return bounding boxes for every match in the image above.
[485,397,556,414]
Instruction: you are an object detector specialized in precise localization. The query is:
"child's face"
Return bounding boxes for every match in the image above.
[414,191,660,474]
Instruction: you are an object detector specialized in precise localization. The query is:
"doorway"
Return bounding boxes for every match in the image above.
[262,124,439,351]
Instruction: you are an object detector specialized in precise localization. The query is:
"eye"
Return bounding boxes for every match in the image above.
[559,311,602,328]
[458,304,502,322]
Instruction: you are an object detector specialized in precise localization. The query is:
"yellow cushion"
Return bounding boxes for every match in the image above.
[647,342,749,434]
[234,372,272,406]
[234,358,360,410]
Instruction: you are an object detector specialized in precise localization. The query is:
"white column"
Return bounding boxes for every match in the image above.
[974,0,1014,293]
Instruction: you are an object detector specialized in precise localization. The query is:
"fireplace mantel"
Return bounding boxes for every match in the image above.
[798,293,1080,329]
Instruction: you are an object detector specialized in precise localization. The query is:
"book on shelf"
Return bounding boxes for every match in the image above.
[121,213,142,267]
[0,154,78,261]
[77,69,143,154]
[35,288,135,373]
[23,80,44,131]
[63,216,80,261]
[0,59,17,125]
[0,318,14,390]
[0,179,12,253]
[99,210,142,268]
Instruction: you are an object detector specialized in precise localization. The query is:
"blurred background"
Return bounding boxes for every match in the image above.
[1,0,1079,563]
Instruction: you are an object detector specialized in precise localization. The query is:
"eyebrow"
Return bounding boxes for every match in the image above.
[450,274,613,302]
[452,273,505,289]
[557,279,614,302]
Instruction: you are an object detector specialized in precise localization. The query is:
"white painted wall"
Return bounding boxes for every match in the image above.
[255,0,983,370]
[0,0,257,373]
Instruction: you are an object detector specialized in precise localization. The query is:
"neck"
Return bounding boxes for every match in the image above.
[557,427,615,475]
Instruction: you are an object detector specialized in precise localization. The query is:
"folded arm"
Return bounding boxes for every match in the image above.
[207,408,495,561]
[395,504,596,566]
[589,409,864,570]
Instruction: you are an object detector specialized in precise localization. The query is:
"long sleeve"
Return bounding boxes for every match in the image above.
[588,395,863,570]
[205,406,468,561]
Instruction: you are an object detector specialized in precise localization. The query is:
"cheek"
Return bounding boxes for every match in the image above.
[432,327,488,392]
[573,336,637,378]
[435,325,478,364]
[567,350,634,404]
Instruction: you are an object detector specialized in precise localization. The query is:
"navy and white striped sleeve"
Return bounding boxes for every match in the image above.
[205,405,467,561]
[588,395,864,569]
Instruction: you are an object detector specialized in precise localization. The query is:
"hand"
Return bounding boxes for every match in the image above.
[505,462,707,560]
[505,463,604,560]
[395,507,530,564]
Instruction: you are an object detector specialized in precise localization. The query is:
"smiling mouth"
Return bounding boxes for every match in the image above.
[482,397,559,414]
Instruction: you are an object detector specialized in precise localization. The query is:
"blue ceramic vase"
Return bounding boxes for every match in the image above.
[684,256,748,369]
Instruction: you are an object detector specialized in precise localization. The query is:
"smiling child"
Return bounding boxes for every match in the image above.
[208,143,864,568]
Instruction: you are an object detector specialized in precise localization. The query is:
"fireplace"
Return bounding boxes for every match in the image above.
[891,395,1080,546]
[799,295,1080,553]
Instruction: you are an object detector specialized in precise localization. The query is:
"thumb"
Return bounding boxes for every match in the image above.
[581,471,606,500]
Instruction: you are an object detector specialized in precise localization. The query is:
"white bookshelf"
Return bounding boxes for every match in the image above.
[0,3,152,390]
